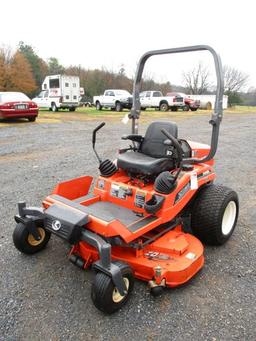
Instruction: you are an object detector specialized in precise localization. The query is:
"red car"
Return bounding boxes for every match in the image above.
[0,92,38,122]
[167,92,200,111]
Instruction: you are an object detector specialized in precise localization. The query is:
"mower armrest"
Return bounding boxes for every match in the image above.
[122,134,144,143]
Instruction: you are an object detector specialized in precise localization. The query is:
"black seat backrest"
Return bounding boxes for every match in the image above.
[140,121,178,158]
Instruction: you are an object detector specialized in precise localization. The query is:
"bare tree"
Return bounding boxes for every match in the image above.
[223,65,249,92]
[183,62,210,94]
[0,45,13,63]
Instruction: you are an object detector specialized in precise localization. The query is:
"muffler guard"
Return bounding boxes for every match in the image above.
[44,203,89,244]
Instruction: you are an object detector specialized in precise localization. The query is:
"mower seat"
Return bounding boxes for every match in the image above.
[117,121,178,176]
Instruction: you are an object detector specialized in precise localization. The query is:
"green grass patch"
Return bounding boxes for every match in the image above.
[225,105,256,113]
[38,105,255,123]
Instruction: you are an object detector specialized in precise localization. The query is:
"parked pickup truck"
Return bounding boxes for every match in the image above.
[167,92,200,111]
[93,89,133,112]
[139,91,184,112]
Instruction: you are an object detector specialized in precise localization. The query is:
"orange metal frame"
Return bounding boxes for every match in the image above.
[42,141,214,287]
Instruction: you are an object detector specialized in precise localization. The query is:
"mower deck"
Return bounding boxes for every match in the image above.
[76,226,204,287]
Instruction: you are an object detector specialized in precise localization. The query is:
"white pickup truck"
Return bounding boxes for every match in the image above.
[93,89,133,112]
[140,91,184,112]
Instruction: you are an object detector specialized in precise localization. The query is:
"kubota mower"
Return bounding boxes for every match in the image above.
[13,45,239,314]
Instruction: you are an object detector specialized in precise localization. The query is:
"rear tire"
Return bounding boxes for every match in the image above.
[191,184,239,245]
[159,102,169,112]
[13,223,51,254]
[69,107,76,112]
[28,116,36,122]
[183,105,190,111]
[115,101,123,112]
[96,101,102,110]
[91,261,134,314]
[51,103,58,112]
[191,108,198,111]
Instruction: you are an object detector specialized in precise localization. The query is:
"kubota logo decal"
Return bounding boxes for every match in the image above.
[52,220,62,231]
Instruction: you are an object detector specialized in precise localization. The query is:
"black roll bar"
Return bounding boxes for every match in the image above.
[129,45,224,164]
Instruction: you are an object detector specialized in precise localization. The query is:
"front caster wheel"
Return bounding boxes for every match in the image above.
[91,261,134,314]
[13,223,51,254]
[150,286,164,297]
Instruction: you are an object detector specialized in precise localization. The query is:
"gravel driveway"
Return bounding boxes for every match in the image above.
[0,111,255,341]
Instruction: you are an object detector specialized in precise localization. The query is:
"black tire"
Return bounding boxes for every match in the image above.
[171,106,178,112]
[28,116,36,122]
[51,102,58,112]
[191,184,239,245]
[183,104,190,111]
[159,102,169,112]
[91,261,134,314]
[96,101,102,111]
[13,223,51,254]
[69,107,76,112]
[115,102,123,112]
[150,286,164,297]
[190,107,198,111]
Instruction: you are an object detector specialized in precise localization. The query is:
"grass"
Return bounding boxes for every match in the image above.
[32,106,254,126]
[39,105,256,118]
[224,105,256,113]
[0,106,254,128]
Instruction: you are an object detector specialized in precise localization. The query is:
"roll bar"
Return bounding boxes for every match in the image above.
[129,45,224,164]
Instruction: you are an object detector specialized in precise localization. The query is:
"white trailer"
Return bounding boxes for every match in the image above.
[188,95,228,110]
[33,75,81,112]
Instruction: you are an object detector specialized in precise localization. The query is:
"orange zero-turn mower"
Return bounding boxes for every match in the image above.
[13,45,239,314]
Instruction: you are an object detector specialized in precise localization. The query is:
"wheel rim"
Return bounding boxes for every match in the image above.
[27,228,45,246]
[161,104,167,111]
[222,201,237,235]
[112,277,129,303]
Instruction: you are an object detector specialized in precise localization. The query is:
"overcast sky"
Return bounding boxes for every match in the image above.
[1,0,255,90]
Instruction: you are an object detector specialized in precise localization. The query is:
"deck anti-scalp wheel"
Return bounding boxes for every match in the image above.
[13,223,51,254]
[191,184,239,245]
[91,261,134,314]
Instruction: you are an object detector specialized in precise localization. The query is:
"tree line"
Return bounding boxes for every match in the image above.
[0,42,172,99]
[0,42,254,106]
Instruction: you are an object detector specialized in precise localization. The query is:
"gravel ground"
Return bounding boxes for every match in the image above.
[0,111,255,341]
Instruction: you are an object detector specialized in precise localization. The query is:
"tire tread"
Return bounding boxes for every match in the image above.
[191,184,238,245]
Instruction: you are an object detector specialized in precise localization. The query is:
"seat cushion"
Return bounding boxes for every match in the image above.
[141,121,178,158]
[117,151,175,176]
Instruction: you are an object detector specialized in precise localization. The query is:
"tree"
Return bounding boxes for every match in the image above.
[223,65,248,93]
[0,46,12,91]
[183,62,210,94]
[48,57,65,75]
[223,65,249,106]
[0,54,6,91]
[7,51,37,94]
[18,41,48,89]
